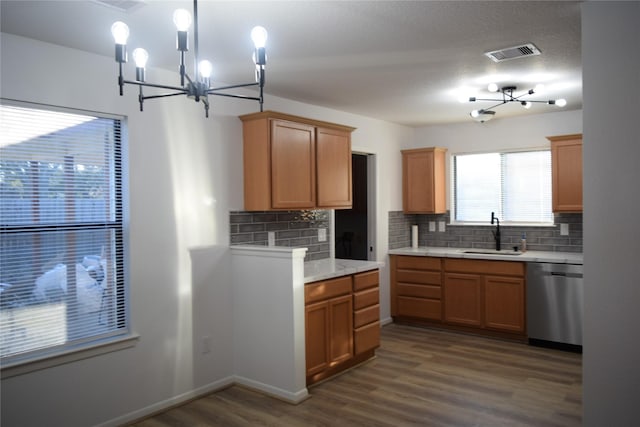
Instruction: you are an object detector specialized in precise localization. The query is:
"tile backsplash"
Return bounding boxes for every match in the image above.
[389,211,582,253]
[230,210,331,261]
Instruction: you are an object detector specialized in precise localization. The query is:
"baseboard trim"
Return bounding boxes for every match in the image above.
[96,376,235,427]
[234,375,310,404]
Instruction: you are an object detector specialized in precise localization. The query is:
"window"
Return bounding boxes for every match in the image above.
[0,101,128,366]
[453,150,553,224]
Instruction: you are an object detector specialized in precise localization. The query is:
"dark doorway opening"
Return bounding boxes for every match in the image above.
[335,153,368,260]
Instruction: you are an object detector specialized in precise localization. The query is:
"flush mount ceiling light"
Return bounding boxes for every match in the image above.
[467,84,567,123]
[111,0,267,117]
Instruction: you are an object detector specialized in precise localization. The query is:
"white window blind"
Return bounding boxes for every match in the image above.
[0,102,128,365]
[453,150,553,224]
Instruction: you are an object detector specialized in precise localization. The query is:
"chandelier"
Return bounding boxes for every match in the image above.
[111,0,267,117]
[467,84,567,122]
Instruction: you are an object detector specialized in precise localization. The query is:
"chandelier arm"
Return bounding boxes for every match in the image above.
[207,82,260,92]
[122,79,188,93]
[141,92,190,101]
[208,92,262,102]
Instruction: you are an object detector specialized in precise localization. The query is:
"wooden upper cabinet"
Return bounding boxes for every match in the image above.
[271,120,316,209]
[402,147,447,214]
[548,134,583,212]
[240,111,355,211]
[316,127,352,208]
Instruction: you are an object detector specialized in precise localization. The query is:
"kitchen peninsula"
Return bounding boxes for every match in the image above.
[230,245,382,402]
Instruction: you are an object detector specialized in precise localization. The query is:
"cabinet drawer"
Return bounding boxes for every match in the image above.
[444,258,525,277]
[396,270,441,285]
[397,283,441,299]
[397,296,442,320]
[353,287,379,310]
[305,276,352,304]
[354,321,380,354]
[397,256,441,271]
[354,304,380,328]
[353,270,379,291]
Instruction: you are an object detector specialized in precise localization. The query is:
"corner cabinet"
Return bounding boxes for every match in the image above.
[548,134,583,212]
[402,147,447,214]
[240,111,355,211]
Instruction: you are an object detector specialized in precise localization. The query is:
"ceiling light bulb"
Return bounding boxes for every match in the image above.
[470,109,481,118]
[555,98,567,107]
[521,101,532,109]
[132,48,148,68]
[199,60,213,79]
[111,21,130,44]
[173,9,192,31]
[487,83,499,93]
[251,26,268,48]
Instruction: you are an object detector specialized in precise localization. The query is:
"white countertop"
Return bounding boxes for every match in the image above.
[388,246,583,264]
[304,258,384,283]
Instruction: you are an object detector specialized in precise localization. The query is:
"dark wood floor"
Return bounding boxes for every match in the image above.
[131,323,582,427]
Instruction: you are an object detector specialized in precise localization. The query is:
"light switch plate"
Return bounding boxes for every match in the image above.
[318,228,327,242]
[429,221,436,232]
[560,223,569,236]
[438,221,446,232]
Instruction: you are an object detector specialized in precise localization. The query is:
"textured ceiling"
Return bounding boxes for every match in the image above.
[0,0,582,127]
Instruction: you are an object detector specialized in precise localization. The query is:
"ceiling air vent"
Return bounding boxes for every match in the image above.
[91,0,146,13]
[484,43,541,63]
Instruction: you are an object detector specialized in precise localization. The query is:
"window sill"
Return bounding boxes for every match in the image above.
[449,222,556,227]
[0,333,139,379]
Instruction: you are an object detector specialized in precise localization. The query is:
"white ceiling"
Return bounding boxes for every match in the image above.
[0,0,582,127]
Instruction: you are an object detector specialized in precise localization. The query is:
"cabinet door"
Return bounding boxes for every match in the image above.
[444,273,482,326]
[402,148,446,214]
[550,136,583,212]
[271,120,316,209]
[328,294,354,365]
[484,276,525,333]
[305,301,330,376]
[316,127,352,208]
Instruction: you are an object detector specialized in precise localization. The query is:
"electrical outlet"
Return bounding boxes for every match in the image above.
[560,223,569,236]
[268,231,276,246]
[429,221,436,232]
[438,221,446,232]
[202,336,212,354]
[318,228,327,242]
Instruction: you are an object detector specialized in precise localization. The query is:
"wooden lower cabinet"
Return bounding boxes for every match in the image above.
[484,275,525,333]
[443,273,482,327]
[305,269,379,385]
[391,255,443,321]
[392,255,526,340]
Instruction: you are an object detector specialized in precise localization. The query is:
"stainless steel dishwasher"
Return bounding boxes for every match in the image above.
[527,262,583,351]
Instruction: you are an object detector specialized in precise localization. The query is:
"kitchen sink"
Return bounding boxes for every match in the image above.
[462,249,522,256]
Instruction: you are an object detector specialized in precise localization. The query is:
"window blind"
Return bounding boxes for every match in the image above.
[0,102,128,364]
[454,150,553,224]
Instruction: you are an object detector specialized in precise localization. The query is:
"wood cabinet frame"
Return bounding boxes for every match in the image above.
[548,133,583,212]
[240,111,355,211]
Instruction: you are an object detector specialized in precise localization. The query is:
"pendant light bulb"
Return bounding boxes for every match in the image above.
[132,48,149,68]
[470,109,481,118]
[111,21,130,44]
[521,101,532,109]
[487,83,499,93]
[251,26,268,48]
[555,98,567,107]
[173,9,192,31]
[199,60,213,79]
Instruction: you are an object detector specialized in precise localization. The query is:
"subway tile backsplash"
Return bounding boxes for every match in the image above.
[389,211,582,253]
[230,210,331,261]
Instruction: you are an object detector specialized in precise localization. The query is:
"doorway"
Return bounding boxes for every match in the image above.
[335,153,371,260]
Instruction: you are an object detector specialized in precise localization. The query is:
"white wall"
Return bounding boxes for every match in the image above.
[0,33,411,426]
[582,2,640,425]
